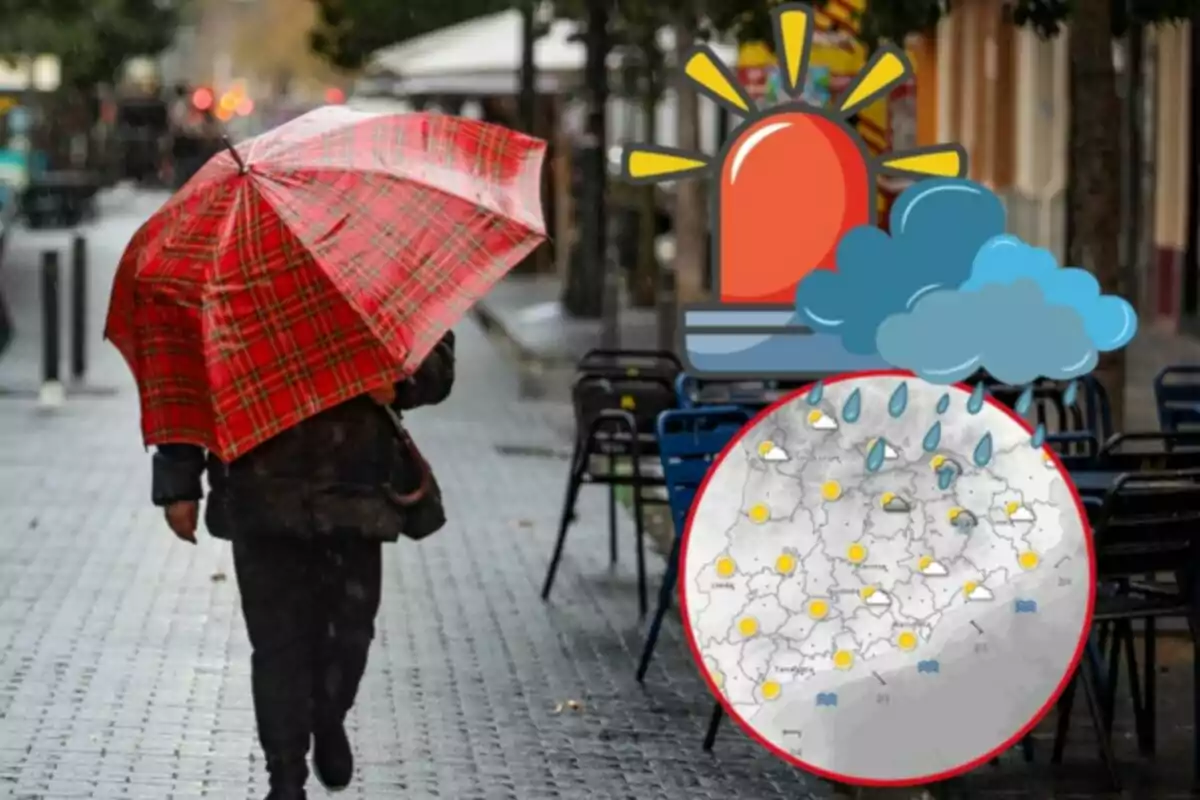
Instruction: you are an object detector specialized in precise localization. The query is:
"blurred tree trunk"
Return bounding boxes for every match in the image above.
[518,1,537,132]
[561,0,609,317]
[672,10,707,303]
[1066,5,1126,430]
[514,0,543,274]
[630,30,661,308]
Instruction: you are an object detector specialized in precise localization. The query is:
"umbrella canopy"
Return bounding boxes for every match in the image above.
[106,106,546,461]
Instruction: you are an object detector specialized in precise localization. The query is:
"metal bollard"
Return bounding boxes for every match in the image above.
[656,268,677,353]
[38,250,64,408]
[70,234,87,380]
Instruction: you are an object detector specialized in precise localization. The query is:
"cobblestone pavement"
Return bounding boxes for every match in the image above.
[0,192,1196,799]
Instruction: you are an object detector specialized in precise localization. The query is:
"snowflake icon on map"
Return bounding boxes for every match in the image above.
[681,372,1094,786]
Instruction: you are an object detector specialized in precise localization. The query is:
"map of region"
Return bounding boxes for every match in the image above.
[682,374,1093,784]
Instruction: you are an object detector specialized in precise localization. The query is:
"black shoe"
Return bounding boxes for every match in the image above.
[265,789,306,800]
[312,724,353,791]
[264,755,308,800]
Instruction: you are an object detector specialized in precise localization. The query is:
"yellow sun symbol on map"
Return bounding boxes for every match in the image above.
[761,679,783,701]
[619,4,965,186]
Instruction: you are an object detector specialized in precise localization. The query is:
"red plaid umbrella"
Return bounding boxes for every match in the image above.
[105,107,547,461]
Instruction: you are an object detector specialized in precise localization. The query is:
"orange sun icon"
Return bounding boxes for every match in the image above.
[620,3,969,308]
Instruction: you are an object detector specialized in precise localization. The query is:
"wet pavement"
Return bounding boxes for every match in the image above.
[0,191,1195,798]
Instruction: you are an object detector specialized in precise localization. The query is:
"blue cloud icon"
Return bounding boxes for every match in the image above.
[917,659,940,674]
[795,179,1006,355]
[876,279,1100,385]
[815,692,838,707]
[1015,599,1038,613]
[960,235,1138,351]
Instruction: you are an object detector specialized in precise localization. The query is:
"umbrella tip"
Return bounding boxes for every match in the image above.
[222,135,249,175]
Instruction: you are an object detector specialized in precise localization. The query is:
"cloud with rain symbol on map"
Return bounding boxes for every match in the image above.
[794,178,1138,385]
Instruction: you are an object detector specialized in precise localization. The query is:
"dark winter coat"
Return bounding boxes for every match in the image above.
[151,331,455,542]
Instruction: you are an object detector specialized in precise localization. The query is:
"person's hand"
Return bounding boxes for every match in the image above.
[165,500,199,544]
[367,383,396,405]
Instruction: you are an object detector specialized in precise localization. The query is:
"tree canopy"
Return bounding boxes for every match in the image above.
[307,0,512,72]
[859,0,1197,45]
[703,0,1199,47]
[0,0,181,87]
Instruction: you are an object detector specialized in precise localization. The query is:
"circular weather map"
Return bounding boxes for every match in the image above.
[681,372,1095,786]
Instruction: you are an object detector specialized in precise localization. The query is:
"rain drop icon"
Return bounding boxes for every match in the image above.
[888,382,909,418]
[936,393,950,414]
[1063,380,1079,407]
[1015,385,1034,415]
[866,438,887,472]
[937,467,956,490]
[922,422,942,452]
[807,381,824,405]
[967,383,987,415]
[1030,423,1047,448]
[973,433,994,467]
[842,389,862,423]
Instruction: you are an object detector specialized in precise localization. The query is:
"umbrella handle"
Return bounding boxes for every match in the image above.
[382,405,433,507]
[384,436,433,506]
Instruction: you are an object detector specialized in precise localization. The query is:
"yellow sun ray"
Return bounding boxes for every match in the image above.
[838,44,912,117]
[772,4,814,97]
[876,144,969,179]
[683,46,756,115]
[622,145,712,185]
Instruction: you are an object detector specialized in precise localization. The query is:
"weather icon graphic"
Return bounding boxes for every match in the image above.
[680,374,1095,787]
[618,3,1139,384]
[619,3,967,378]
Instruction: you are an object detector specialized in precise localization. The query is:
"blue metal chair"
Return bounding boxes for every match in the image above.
[1154,365,1200,433]
[635,405,751,685]
[674,373,813,415]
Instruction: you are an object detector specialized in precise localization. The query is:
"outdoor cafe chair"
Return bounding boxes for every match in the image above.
[1155,366,1200,433]
[1088,431,1200,475]
[986,375,1113,459]
[635,405,750,684]
[572,349,682,563]
[541,349,682,618]
[1052,470,1200,791]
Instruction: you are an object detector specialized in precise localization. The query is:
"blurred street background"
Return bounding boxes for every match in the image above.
[2,0,1200,798]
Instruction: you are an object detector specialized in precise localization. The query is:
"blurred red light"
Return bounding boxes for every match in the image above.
[192,88,213,110]
[325,87,345,104]
[235,97,254,116]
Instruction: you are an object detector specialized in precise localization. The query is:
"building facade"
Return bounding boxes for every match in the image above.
[925,1,1194,330]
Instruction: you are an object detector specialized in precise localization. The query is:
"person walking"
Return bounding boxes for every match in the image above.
[105,109,545,796]
[151,332,455,800]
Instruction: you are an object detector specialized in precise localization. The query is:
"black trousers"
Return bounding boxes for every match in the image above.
[232,536,383,783]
